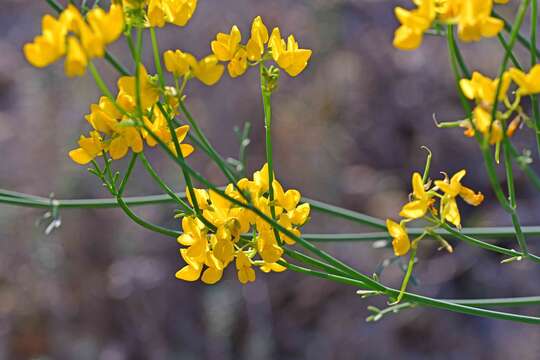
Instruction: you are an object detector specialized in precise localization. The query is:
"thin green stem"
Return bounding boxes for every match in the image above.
[490,0,529,123]
[530,0,540,159]
[150,27,166,89]
[139,153,192,213]
[493,10,540,59]
[503,139,529,255]
[442,223,540,263]
[260,63,281,244]
[284,262,540,324]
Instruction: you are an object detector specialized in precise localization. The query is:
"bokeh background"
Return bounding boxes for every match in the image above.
[1,0,540,359]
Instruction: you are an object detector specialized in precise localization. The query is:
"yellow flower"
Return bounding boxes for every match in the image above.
[163,49,197,77]
[117,64,160,112]
[24,15,67,68]
[470,106,504,144]
[236,251,256,284]
[65,36,88,77]
[392,0,435,50]
[246,16,269,62]
[227,48,248,78]
[142,108,195,157]
[24,4,124,77]
[69,131,104,165]
[434,170,484,228]
[175,163,310,285]
[192,55,225,86]
[211,25,242,62]
[399,172,433,219]
[163,50,224,85]
[86,4,124,45]
[108,126,144,160]
[386,219,411,256]
[456,0,503,42]
[147,0,198,27]
[508,65,540,95]
[260,261,286,273]
[459,71,511,106]
[269,28,312,77]
[85,96,121,135]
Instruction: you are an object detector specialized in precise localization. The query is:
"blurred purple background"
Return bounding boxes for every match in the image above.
[1,0,540,359]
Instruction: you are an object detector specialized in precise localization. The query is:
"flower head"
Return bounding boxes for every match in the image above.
[175,163,310,284]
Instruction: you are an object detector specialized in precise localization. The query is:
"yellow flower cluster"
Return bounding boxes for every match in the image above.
[176,164,311,284]
[24,4,124,77]
[121,0,197,28]
[458,66,540,144]
[210,16,312,78]
[69,65,193,164]
[387,170,483,256]
[393,0,509,51]
[160,16,312,87]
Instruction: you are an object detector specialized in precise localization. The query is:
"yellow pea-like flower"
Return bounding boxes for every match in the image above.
[260,261,286,273]
[117,64,160,111]
[87,4,124,45]
[176,248,203,281]
[192,55,225,86]
[392,1,435,51]
[163,49,197,77]
[434,170,484,228]
[146,0,198,27]
[108,127,144,160]
[269,28,312,77]
[236,251,256,284]
[459,71,511,106]
[211,25,242,62]
[69,131,104,165]
[508,65,540,95]
[246,16,269,61]
[85,97,121,135]
[24,4,124,77]
[64,36,88,77]
[386,219,411,257]
[399,172,433,219]
[456,0,503,42]
[24,15,67,68]
[227,48,248,78]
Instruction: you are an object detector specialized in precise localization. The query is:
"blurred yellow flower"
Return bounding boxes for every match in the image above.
[509,65,540,95]
[24,4,124,77]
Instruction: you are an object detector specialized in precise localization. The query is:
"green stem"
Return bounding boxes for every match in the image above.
[529,0,540,159]
[442,223,540,263]
[141,118,386,291]
[489,0,529,130]
[260,63,281,244]
[150,27,165,89]
[139,153,192,213]
[284,262,540,324]
[155,103,215,230]
[493,10,540,59]
[503,139,529,255]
